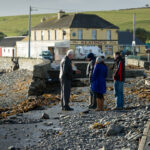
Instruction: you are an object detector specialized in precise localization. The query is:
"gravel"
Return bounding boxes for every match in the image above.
[23,108,150,150]
[22,78,150,150]
[0,71,149,150]
[0,70,32,108]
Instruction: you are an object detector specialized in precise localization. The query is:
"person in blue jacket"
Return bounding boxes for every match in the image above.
[91,57,108,111]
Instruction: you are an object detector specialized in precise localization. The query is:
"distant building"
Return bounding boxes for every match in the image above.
[0,36,25,57]
[118,31,145,55]
[17,11,119,60]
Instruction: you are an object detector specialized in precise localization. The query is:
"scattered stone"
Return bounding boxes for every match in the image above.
[106,125,124,136]
[41,113,49,119]
[35,106,45,110]
[44,122,53,126]
[8,146,16,150]
[146,105,150,111]
[136,79,145,86]
[60,115,66,118]
[53,117,59,119]
[81,109,90,114]
[9,116,17,119]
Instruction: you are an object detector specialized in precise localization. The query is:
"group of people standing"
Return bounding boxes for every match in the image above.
[59,49,125,111]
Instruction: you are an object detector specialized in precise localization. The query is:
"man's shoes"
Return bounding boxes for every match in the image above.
[62,106,74,111]
[88,105,96,109]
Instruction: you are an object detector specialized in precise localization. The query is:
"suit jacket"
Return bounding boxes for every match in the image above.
[59,55,73,80]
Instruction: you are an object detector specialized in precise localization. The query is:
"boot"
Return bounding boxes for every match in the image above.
[96,98,101,111]
[101,98,104,111]
[96,98,104,111]
[88,95,93,108]
[89,93,97,109]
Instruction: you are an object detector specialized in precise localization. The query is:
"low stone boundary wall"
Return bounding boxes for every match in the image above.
[0,57,48,71]
[19,58,47,71]
[0,57,14,71]
[0,57,51,96]
[127,58,150,70]
[73,61,114,79]
[48,62,145,83]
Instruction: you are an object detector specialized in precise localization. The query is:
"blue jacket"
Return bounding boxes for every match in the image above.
[91,63,107,94]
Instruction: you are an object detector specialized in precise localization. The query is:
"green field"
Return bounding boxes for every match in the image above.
[0,8,150,36]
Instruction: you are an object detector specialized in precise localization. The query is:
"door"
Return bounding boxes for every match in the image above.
[12,49,14,57]
[48,47,54,60]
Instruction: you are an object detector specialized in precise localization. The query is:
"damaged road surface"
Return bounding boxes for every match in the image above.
[0,70,150,150]
[0,102,89,150]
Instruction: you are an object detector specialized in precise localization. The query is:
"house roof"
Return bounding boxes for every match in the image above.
[33,13,119,30]
[0,36,25,47]
[118,31,144,45]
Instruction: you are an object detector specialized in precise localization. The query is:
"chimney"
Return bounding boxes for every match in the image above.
[41,16,47,23]
[58,10,65,20]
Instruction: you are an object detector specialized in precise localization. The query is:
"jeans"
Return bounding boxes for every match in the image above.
[114,80,124,108]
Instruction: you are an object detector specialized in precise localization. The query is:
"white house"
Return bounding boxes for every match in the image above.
[16,40,70,60]
[0,36,25,57]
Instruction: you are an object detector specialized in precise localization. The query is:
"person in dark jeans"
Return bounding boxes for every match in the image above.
[59,50,80,111]
[113,52,125,110]
[86,53,97,109]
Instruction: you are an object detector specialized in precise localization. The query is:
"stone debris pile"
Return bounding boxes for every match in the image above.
[131,78,150,101]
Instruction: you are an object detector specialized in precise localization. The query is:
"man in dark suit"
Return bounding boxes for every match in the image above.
[59,49,80,111]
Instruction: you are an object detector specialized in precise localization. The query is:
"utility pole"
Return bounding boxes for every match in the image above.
[28,6,31,58]
[132,13,136,56]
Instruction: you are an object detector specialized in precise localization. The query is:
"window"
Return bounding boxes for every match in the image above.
[48,30,51,40]
[8,49,10,53]
[34,31,37,40]
[78,30,83,40]
[92,30,97,40]
[62,30,66,40]
[41,31,44,40]
[107,30,111,40]
[105,45,113,55]
[55,30,57,40]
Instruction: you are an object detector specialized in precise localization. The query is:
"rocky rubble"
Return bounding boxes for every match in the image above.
[21,78,150,150]
[0,70,32,108]
[23,107,149,150]
[0,70,150,150]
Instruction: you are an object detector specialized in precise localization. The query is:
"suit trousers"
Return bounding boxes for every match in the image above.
[60,78,71,108]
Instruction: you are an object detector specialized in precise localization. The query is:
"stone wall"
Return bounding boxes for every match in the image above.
[127,58,150,70]
[19,58,48,71]
[0,57,14,71]
[47,61,145,83]
[28,61,51,96]
[0,57,51,96]
[0,57,49,71]
[73,61,114,79]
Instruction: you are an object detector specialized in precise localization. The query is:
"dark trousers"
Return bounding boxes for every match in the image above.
[89,86,97,107]
[60,79,71,108]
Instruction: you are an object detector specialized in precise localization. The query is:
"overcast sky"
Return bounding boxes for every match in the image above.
[0,0,149,16]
